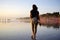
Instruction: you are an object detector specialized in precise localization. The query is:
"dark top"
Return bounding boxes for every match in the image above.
[30,10,39,20]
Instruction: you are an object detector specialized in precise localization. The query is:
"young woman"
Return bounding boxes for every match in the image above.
[30,4,40,39]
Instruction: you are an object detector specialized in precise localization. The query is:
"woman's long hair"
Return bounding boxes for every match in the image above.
[32,4,38,10]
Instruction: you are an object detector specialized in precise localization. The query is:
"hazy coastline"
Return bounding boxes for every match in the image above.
[16,12,60,25]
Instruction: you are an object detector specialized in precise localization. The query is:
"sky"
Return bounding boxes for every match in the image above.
[0,0,60,18]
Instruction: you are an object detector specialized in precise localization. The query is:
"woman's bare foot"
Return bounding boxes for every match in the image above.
[31,35,36,40]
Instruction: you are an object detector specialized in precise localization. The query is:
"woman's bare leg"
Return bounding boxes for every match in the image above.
[31,22,35,39]
[32,23,34,36]
[31,22,38,39]
[34,23,38,39]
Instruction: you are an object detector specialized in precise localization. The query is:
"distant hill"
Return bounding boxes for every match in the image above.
[40,12,59,17]
[16,12,60,25]
[17,12,60,19]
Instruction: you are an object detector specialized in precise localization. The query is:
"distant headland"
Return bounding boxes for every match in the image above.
[17,12,60,25]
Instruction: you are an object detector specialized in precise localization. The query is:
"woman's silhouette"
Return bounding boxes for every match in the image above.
[30,4,40,39]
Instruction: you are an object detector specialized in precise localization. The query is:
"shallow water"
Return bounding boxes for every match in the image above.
[0,22,60,40]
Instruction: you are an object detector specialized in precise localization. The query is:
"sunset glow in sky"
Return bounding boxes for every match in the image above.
[0,0,60,17]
